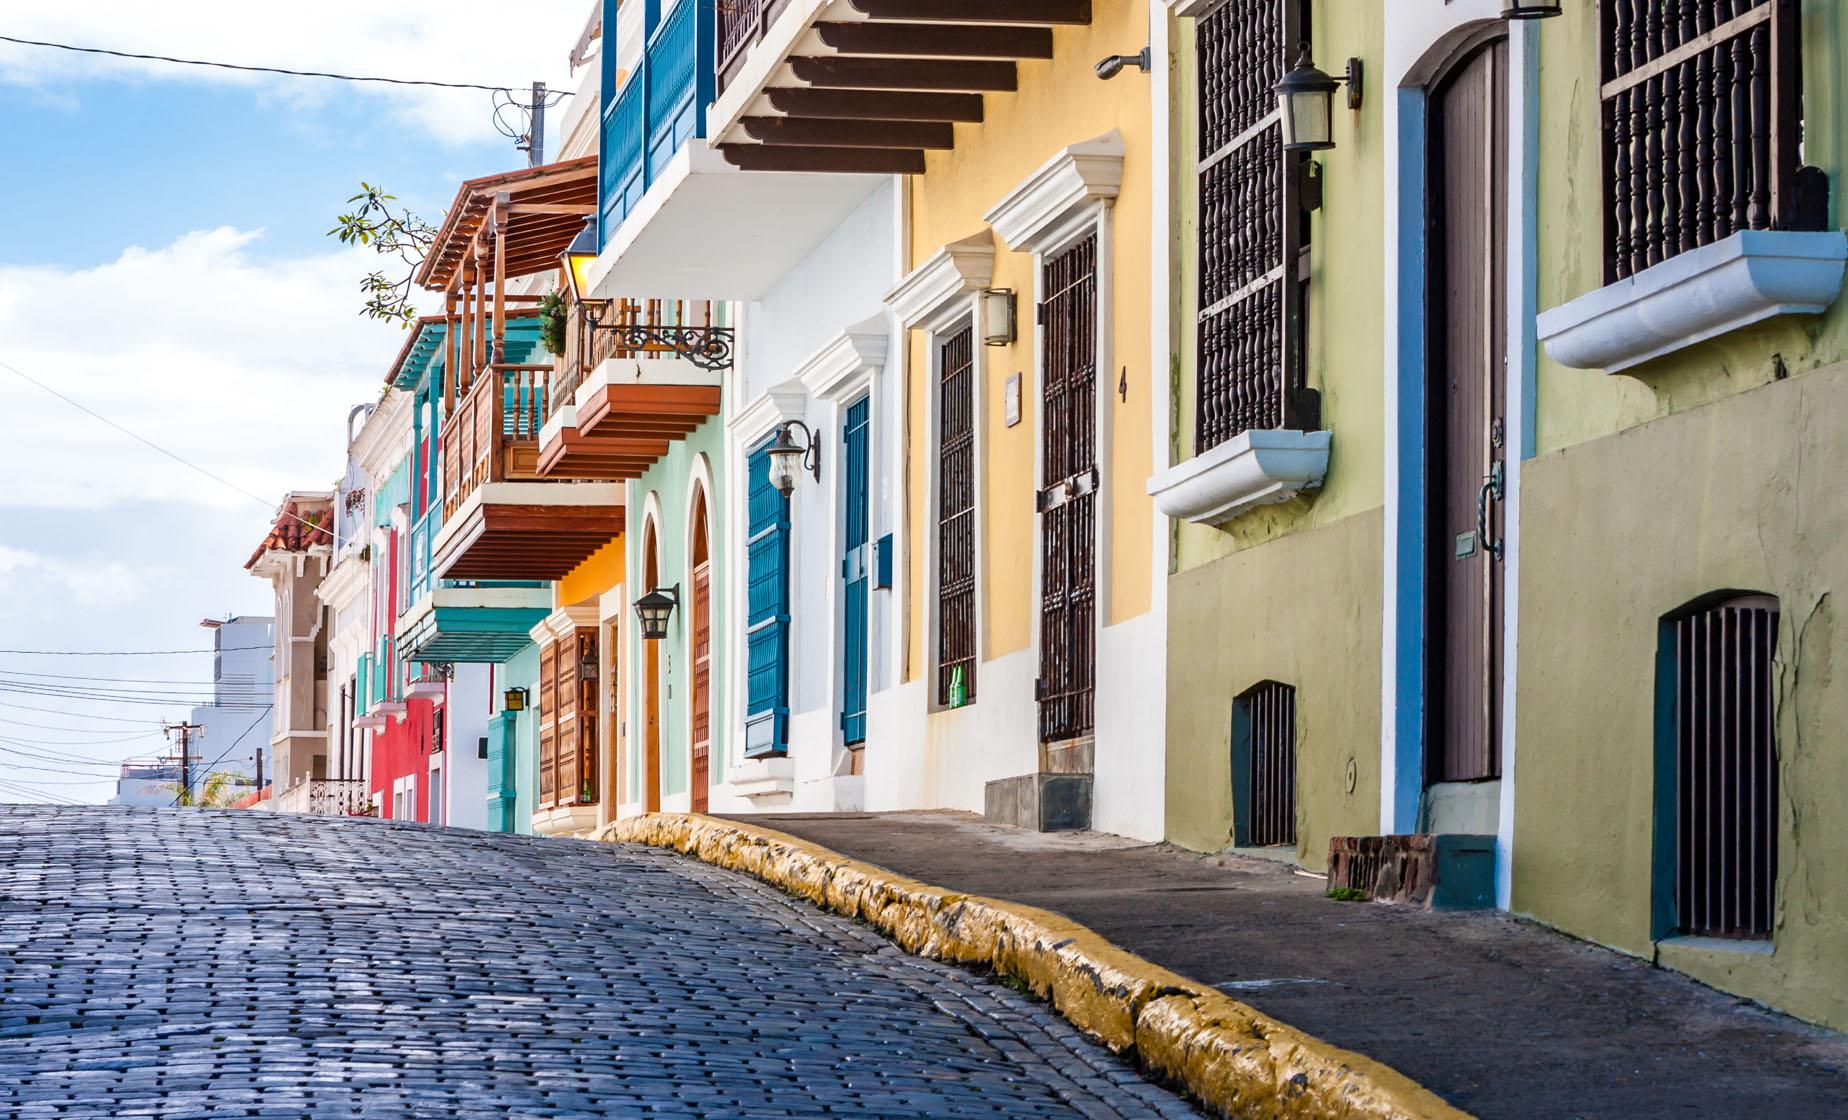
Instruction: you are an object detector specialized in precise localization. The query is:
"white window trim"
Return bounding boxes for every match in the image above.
[681,451,717,801]
[795,318,889,750]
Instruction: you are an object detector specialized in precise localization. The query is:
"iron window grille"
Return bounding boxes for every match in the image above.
[1195,0,1317,453]
[1036,234,1099,744]
[1233,681,1297,848]
[1667,594,1779,940]
[936,323,978,707]
[1599,0,1824,283]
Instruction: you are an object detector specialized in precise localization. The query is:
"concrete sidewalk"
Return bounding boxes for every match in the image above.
[722,811,1848,1120]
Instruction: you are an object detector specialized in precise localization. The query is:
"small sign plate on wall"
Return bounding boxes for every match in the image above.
[1455,531,1477,559]
[1004,373,1021,427]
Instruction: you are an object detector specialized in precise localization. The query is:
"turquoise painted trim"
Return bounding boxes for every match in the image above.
[503,643,541,833]
[390,318,547,392]
[374,459,411,529]
[1650,616,1680,941]
[1516,28,1539,464]
[599,0,715,244]
[1388,87,1430,834]
[744,436,790,757]
[840,395,871,744]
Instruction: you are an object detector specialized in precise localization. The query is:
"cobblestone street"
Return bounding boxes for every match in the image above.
[0,807,1199,1119]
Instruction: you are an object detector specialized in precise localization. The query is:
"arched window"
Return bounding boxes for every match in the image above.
[1232,680,1297,848]
[1659,593,1779,940]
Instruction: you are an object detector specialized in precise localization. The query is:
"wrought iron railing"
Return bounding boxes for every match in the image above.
[1600,0,1822,283]
[553,299,727,422]
[274,778,372,817]
[716,0,793,92]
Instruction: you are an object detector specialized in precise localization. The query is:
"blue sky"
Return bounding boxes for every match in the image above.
[0,3,586,802]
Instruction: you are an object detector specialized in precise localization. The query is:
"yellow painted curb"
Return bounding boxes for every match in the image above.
[597,812,1473,1120]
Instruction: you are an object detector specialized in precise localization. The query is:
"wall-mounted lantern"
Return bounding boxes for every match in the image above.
[502,686,529,713]
[981,288,1017,346]
[1093,46,1150,80]
[1276,47,1363,152]
[634,585,680,641]
[561,222,605,314]
[1502,0,1562,18]
[579,647,599,680]
[766,420,822,497]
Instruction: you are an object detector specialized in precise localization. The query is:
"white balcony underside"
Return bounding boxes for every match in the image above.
[587,141,887,302]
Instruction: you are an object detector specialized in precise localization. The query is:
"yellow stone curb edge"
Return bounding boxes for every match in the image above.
[596,813,1472,1120]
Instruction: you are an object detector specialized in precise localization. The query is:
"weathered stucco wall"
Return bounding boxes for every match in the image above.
[1513,362,1848,1030]
[1534,1,1848,453]
[1169,0,1385,574]
[904,0,1156,685]
[1165,508,1384,861]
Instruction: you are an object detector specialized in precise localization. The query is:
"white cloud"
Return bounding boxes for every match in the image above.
[0,226,415,509]
[0,543,149,606]
[0,0,591,145]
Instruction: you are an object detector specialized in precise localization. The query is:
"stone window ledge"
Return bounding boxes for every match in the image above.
[724,755,795,800]
[1538,230,1848,373]
[1147,428,1331,526]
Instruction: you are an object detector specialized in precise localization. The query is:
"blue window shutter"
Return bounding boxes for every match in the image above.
[840,396,871,744]
[744,438,790,756]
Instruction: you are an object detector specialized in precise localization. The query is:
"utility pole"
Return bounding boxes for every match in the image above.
[520,81,547,167]
[163,721,204,805]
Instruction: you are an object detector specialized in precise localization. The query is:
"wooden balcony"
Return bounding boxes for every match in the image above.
[536,298,727,481]
[708,0,1092,174]
[431,365,625,583]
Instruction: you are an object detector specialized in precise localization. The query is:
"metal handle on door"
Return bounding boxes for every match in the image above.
[1476,461,1505,562]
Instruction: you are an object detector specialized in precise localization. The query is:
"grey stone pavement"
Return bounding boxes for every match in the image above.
[0,806,1201,1120]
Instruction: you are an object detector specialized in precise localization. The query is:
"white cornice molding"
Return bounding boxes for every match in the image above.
[796,314,889,402]
[1146,428,1331,525]
[353,390,412,479]
[1538,230,1848,373]
[884,232,995,329]
[729,377,808,440]
[983,131,1126,253]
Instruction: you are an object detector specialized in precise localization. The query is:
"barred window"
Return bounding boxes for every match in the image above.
[936,323,977,706]
[1195,0,1313,451]
[1233,681,1296,848]
[1600,0,1822,282]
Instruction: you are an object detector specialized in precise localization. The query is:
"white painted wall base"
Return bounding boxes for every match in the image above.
[1090,609,1167,842]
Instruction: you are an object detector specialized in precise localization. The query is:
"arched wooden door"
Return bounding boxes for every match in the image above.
[1426,35,1508,786]
[689,486,712,813]
[642,517,663,813]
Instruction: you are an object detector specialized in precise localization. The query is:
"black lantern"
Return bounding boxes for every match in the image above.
[1276,47,1363,153]
[766,420,821,497]
[1502,0,1562,18]
[503,686,529,713]
[634,585,679,641]
[560,221,604,314]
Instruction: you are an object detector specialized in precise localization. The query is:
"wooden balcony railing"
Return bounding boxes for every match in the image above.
[441,364,553,520]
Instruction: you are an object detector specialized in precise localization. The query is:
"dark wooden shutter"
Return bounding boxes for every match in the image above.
[937,325,978,706]
[1600,0,1816,282]
[745,438,791,756]
[691,562,712,811]
[537,638,557,808]
[1674,596,1778,939]
[1037,234,1098,744]
[841,395,872,742]
[1195,0,1311,451]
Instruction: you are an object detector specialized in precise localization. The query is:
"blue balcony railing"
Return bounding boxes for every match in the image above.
[599,0,715,243]
[407,510,437,606]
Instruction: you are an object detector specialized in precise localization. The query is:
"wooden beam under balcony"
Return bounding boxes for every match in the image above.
[812,22,1054,59]
[740,116,954,150]
[432,500,626,583]
[763,88,984,123]
[719,144,926,174]
[787,57,1017,92]
[846,0,1090,24]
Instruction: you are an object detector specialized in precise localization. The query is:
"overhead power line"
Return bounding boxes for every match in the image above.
[0,34,568,94]
[0,778,87,805]
[176,706,272,806]
[0,645,271,657]
[0,699,166,725]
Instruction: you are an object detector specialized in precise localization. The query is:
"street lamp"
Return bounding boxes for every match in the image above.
[766,420,821,497]
[1275,47,1363,153]
[634,585,679,641]
[1502,0,1562,18]
[502,686,529,712]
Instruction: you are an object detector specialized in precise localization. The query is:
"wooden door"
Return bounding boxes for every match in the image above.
[690,488,712,814]
[840,395,871,743]
[1037,233,1099,744]
[1426,37,1508,785]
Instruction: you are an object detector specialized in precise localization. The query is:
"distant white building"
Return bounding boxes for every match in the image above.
[119,616,276,805]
